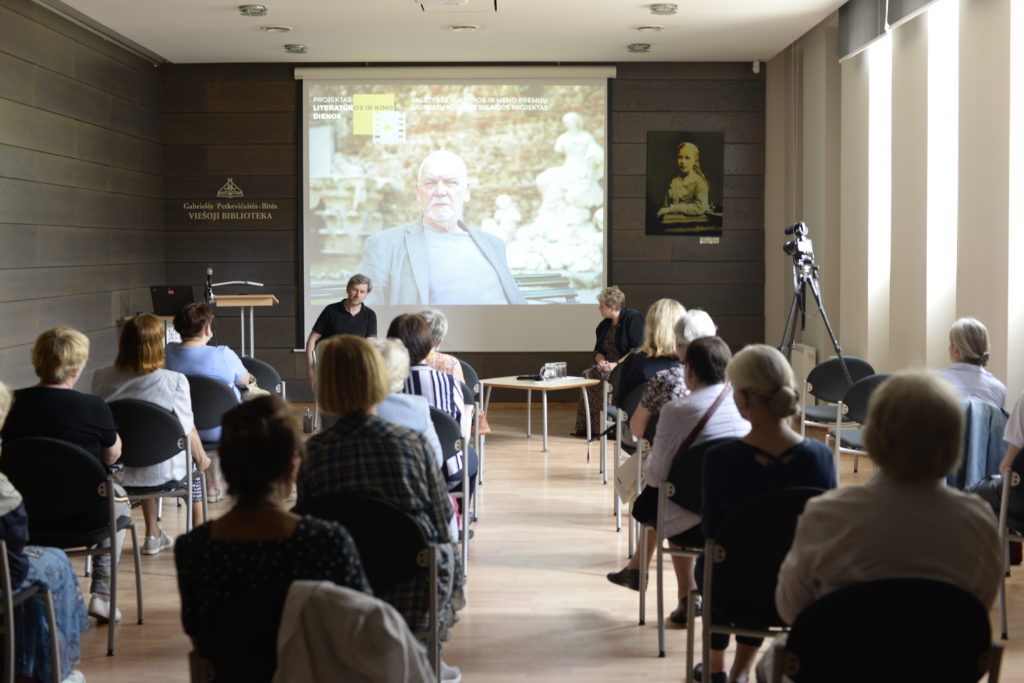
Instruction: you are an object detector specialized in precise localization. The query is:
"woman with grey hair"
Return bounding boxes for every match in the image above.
[369,337,444,469]
[417,308,466,385]
[935,316,1006,407]
[629,309,717,442]
[761,371,1002,682]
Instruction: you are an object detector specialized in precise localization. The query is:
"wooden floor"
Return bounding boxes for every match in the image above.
[75,402,1024,681]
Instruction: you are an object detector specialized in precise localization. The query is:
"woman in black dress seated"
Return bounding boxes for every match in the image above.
[174,395,370,681]
[573,286,645,436]
[612,297,687,407]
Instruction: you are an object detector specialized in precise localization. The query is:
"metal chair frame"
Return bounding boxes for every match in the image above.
[0,539,61,683]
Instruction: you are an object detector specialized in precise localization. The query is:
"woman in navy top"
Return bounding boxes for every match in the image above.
[697,345,836,683]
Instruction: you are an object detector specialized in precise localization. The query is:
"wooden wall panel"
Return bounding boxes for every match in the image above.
[161,61,765,402]
[0,0,164,373]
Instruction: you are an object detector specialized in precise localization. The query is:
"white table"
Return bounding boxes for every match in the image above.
[480,375,600,452]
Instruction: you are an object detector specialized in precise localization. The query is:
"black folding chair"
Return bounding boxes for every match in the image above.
[292,493,440,681]
[771,579,1003,683]
[829,373,889,476]
[429,407,473,573]
[691,487,825,683]
[0,539,60,683]
[635,436,734,656]
[800,357,874,435]
[185,375,239,452]
[0,437,143,656]
[240,356,286,399]
[109,399,207,530]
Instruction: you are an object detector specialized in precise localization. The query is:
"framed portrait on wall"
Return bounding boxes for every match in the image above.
[645,131,724,236]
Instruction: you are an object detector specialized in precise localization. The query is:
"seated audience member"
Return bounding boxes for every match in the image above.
[175,396,369,683]
[164,302,249,443]
[612,298,686,407]
[936,317,1006,407]
[92,314,210,556]
[304,273,377,390]
[969,390,1024,523]
[369,337,444,471]
[0,382,89,683]
[417,308,466,385]
[763,372,1002,683]
[607,337,750,626]
[296,335,463,678]
[388,314,465,426]
[629,309,717,442]
[2,327,127,623]
[696,345,837,683]
[573,285,645,437]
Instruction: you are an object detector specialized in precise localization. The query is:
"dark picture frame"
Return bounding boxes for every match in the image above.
[645,131,725,236]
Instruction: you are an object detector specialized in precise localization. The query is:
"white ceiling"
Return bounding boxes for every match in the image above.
[55,0,845,64]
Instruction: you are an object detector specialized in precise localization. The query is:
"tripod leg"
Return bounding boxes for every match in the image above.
[806,276,853,385]
[778,282,805,355]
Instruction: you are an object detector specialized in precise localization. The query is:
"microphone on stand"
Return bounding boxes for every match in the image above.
[205,267,215,304]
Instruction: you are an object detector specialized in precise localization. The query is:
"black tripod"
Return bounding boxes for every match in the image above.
[778,257,852,386]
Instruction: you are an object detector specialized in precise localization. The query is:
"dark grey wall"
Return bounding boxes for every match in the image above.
[0,0,163,388]
[161,62,765,402]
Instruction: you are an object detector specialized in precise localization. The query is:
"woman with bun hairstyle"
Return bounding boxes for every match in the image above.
[935,317,1006,408]
[695,345,836,683]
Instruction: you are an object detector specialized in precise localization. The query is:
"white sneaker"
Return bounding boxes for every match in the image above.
[142,530,173,555]
[62,670,85,683]
[87,594,121,623]
[440,660,461,683]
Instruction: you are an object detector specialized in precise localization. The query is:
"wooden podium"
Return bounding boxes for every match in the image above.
[215,294,279,358]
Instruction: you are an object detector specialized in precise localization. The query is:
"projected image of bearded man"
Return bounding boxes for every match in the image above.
[357,150,526,305]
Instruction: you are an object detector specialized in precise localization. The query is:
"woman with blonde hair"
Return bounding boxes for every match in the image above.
[657,141,710,220]
[612,298,686,407]
[695,345,836,683]
[296,335,463,677]
[2,327,126,623]
[572,286,645,436]
[92,314,210,559]
[0,381,90,683]
[936,317,1006,407]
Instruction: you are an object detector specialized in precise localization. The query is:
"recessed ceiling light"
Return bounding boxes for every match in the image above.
[648,3,677,15]
[627,43,652,53]
[636,25,665,32]
[284,43,307,54]
[261,25,291,33]
[448,24,480,32]
[238,4,268,17]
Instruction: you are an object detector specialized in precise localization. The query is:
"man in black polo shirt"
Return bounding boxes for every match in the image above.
[305,274,378,389]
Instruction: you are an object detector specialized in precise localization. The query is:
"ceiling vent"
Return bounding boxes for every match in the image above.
[238,4,268,17]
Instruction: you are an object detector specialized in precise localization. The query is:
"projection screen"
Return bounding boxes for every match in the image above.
[297,66,614,351]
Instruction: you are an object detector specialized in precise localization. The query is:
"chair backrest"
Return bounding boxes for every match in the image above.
[0,437,109,535]
[618,381,654,452]
[666,437,736,512]
[186,375,240,431]
[607,363,625,399]
[708,486,824,624]
[109,399,187,468]
[782,578,995,683]
[428,406,462,459]
[194,585,289,683]
[458,360,481,401]
[840,373,890,424]
[458,381,474,407]
[805,357,875,403]
[240,356,284,396]
[292,493,430,594]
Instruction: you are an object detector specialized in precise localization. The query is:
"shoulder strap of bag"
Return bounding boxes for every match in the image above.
[671,385,731,462]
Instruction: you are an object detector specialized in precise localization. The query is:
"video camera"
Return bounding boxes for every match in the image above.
[782,221,815,268]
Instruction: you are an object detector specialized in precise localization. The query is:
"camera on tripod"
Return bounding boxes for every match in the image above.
[783,221,815,268]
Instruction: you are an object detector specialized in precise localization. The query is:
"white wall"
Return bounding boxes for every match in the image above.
[765,0,1024,400]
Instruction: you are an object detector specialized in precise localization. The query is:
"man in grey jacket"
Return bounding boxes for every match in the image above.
[356,150,526,306]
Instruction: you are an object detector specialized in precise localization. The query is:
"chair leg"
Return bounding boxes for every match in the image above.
[200,471,209,523]
[686,587,699,683]
[130,524,144,625]
[1001,541,1010,639]
[156,497,163,521]
[43,590,60,683]
[657,542,666,657]
[638,525,647,626]
[107,547,116,656]
[5,589,14,683]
